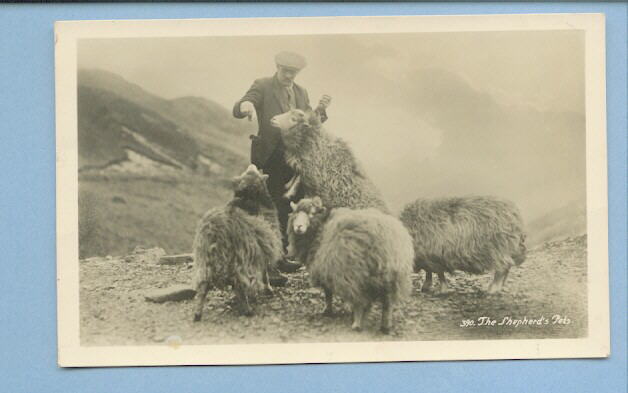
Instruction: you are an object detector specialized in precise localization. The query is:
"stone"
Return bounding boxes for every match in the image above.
[145,284,197,303]
[80,256,105,263]
[132,246,146,254]
[126,247,167,264]
[112,196,126,204]
[304,288,320,295]
[157,253,193,265]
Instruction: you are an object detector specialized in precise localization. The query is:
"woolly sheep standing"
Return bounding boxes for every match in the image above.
[399,196,527,294]
[287,197,414,333]
[192,165,283,320]
[270,109,389,213]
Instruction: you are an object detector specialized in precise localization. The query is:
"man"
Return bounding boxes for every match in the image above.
[233,51,331,279]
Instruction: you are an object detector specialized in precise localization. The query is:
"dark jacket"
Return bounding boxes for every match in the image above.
[233,75,328,167]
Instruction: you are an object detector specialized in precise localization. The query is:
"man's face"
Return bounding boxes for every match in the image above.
[276,65,300,86]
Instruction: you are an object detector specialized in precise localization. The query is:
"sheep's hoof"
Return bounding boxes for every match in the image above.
[323,308,334,317]
[351,324,362,332]
[380,326,391,335]
[237,302,255,316]
[487,286,501,294]
[421,285,433,293]
[193,313,202,322]
[435,287,452,297]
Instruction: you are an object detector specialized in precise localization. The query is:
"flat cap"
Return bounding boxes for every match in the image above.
[275,51,307,70]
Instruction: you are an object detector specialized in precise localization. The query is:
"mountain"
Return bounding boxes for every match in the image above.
[77,69,255,258]
[77,68,250,176]
[78,85,196,169]
[78,69,250,140]
[526,199,587,246]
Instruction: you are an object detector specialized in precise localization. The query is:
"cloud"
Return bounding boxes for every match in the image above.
[396,67,586,220]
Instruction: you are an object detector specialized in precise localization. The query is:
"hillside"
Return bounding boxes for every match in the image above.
[78,85,201,169]
[78,69,252,161]
[78,69,250,258]
[526,199,586,246]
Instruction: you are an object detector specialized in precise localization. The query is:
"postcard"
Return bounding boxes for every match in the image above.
[55,13,609,366]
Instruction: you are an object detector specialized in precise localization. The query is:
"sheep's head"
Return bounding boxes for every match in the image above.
[289,196,327,235]
[232,164,270,198]
[270,109,321,134]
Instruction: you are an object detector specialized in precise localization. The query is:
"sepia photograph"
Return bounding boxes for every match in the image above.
[55,14,609,366]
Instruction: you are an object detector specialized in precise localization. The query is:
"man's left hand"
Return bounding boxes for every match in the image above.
[318,94,332,110]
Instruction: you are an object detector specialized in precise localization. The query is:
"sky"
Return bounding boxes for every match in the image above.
[78,30,586,222]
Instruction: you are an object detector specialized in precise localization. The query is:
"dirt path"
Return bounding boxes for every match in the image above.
[80,236,587,346]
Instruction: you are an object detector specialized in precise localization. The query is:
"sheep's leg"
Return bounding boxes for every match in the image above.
[436,272,451,294]
[323,286,333,316]
[499,269,510,290]
[234,276,254,316]
[351,304,367,332]
[193,281,209,322]
[238,289,254,316]
[283,175,301,200]
[421,270,434,293]
[381,294,393,334]
[242,291,253,316]
[489,267,510,294]
[263,268,274,296]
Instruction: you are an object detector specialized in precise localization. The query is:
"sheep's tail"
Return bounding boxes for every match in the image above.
[513,233,527,266]
[192,238,216,291]
[192,235,217,322]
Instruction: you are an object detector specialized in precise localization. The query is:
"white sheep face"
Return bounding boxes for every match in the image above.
[290,197,325,235]
[270,109,306,131]
[292,211,310,235]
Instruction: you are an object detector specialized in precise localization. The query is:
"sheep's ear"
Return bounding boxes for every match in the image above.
[307,110,321,128]
[318,206,327,215]
[295,110,308,125]
[261,174,269,182]
[312,196,323,207]
[290,201,298,211]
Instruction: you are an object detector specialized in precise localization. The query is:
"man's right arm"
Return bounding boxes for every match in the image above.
[233,79,264,119]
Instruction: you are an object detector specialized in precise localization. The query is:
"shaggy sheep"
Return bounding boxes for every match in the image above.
[399,196,527,294]
[270,109,389,213]
[192,165,283,320]
[287,197,414,333]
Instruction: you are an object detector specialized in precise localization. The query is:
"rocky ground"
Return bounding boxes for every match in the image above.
[79,235,587,346]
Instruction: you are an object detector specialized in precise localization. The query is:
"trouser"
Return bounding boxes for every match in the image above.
[258,146,303,250]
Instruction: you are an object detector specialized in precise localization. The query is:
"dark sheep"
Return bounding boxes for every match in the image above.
[399,196,527,294]
[192,165,283,320]
[270,109,389,213]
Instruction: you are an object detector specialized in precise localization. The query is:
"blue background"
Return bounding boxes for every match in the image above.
[0,2,625,392]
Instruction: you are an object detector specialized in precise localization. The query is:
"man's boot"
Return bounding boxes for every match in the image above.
[268,264,289,287]
[277,257,302,273]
